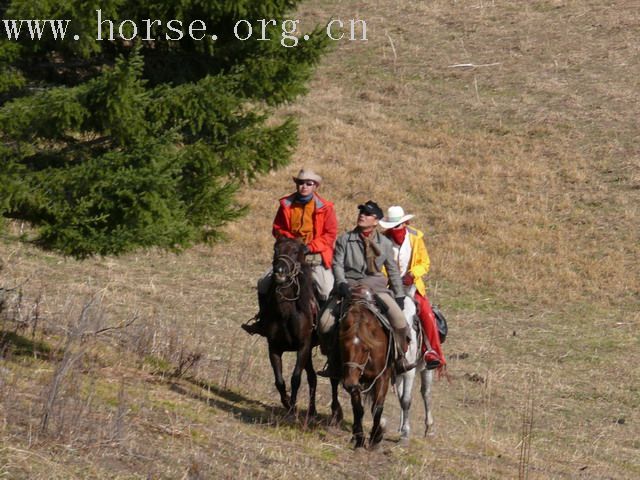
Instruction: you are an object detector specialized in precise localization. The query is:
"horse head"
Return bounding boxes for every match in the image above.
[340,287,386,392]
[341,313,368,392]
[272,237,305,285]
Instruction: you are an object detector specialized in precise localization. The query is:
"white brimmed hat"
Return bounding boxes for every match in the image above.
[379,205,414,229]
[292,168,322,185]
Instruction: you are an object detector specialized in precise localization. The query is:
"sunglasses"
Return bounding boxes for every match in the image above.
[295,180,316,187]
[359,211,377,217]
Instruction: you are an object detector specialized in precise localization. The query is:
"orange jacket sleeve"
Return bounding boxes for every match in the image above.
[272,204,295,239]
[307,204,338,254]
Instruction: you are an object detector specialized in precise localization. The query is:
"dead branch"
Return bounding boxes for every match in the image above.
[81,312,139,338]
[448,62,502,69]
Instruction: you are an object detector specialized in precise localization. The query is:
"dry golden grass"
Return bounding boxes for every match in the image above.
[1,0,639,478]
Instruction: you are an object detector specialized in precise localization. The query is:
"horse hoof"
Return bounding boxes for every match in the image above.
[286,406,297,418]
[380,417,387,431]
[368,441,382,451]
[399,436,410,447]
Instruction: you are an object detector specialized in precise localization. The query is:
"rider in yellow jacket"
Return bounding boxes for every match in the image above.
[381,206,445,370]
[403,226,430,297]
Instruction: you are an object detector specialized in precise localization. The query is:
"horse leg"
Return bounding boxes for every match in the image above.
[421,368,435,436]
[349,389,365,448]
[303,348,318,418]
[395,373,405,432]
[396,318,419,443]
[268,346,290,411]
[369,378,390,449]
[397,368,416,444]
[289,340,312,416]
[329,377,343,426]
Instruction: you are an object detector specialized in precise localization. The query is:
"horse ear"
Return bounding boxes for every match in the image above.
[274,235,288,248]
[273,236,283,254]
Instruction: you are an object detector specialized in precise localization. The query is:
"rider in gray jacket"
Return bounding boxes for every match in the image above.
[318,201,414,377]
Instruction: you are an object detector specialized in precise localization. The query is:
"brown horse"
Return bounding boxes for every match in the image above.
[339,285,393,449]
[263,237,318,416]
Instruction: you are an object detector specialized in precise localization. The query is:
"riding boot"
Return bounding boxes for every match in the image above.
[422,335,442,370]
[393,325,416,374]
[317,329,341,378]
[241,292,269,336]
[424,350,442,370]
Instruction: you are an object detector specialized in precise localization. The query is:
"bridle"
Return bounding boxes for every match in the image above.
[344,352,371,375]
[273,253,302,301]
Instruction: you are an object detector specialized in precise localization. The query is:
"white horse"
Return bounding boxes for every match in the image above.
[393,300,435,444]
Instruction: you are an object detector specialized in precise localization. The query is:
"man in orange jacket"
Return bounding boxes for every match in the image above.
[242,168,338,336]
[380,206,445,370]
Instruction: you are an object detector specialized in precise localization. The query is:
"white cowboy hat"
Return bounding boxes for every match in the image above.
[379,205,414,229]
[292,168,322,185]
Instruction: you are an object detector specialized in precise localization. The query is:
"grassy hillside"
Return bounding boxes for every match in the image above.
[1,0,638,478]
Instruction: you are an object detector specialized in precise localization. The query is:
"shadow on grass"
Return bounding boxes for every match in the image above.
[0,330,53,359]
[167,375,349,434]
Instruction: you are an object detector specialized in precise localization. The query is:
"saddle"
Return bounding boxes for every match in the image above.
[345,285,407,362]
[347,285,390,327]
[344,284,422,373]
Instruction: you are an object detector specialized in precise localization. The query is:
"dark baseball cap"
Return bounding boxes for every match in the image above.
[357,200,384,219]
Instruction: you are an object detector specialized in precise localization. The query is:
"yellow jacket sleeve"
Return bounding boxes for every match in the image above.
[408,228,430,296]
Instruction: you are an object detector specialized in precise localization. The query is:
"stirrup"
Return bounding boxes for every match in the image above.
[395,358,417,374]
[424,350,442,370]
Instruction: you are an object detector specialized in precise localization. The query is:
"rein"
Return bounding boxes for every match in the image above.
[274,254,302,301]
[360,337,392,394]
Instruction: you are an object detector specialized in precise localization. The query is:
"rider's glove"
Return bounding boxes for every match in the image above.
[337,282,351,299]
[395,296,405,310]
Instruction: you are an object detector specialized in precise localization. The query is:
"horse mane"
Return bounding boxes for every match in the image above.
[296,261,315,316]
[340,304,385,351]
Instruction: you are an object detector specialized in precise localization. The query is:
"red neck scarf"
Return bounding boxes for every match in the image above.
[386,226,407,246]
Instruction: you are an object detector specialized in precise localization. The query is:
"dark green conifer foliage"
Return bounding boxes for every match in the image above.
[0,1,328,257]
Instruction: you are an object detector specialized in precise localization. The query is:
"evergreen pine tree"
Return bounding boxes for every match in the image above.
[0,1,329,257]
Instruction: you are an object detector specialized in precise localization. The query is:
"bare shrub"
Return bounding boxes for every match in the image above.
[121,312,205,379]
[40,298,99,435]
[36,295,136,449]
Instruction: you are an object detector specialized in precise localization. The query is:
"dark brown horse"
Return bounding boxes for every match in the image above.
[263,237,318,416]
[338,285,393,449]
